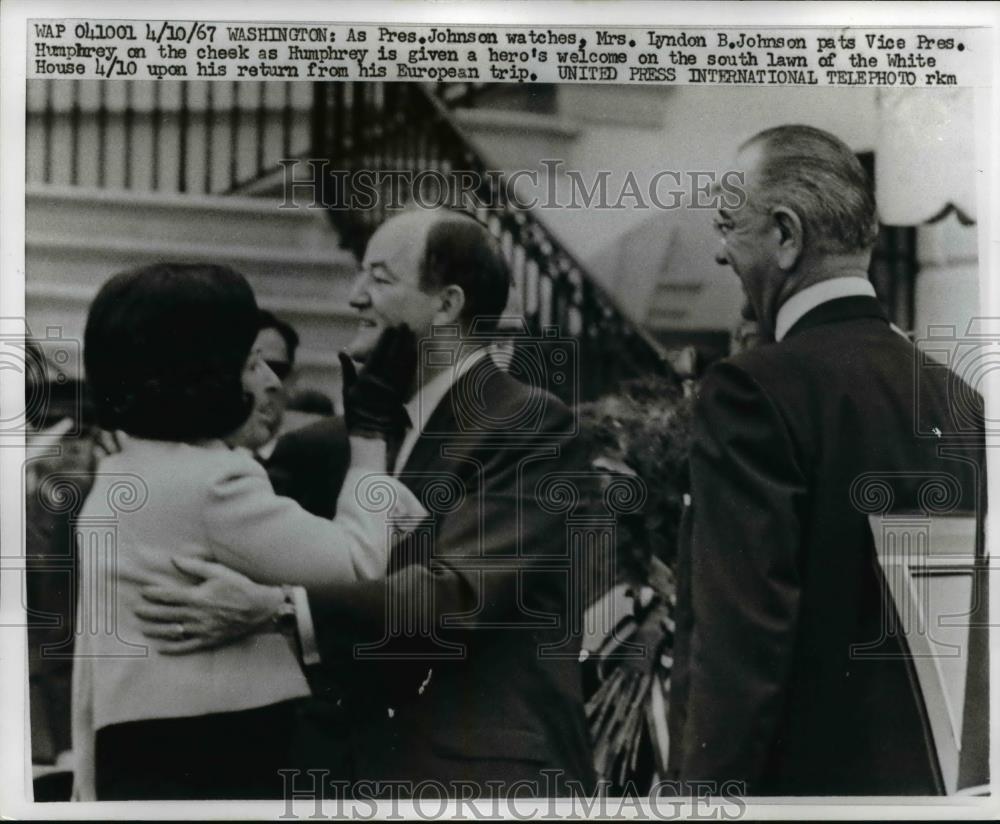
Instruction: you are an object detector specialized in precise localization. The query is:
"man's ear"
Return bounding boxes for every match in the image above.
[772,206,804,271]
[436,284,467,325]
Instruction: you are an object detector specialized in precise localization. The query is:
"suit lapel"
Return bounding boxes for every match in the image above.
[397,376,463,492]
[398,358,508,482]
[389,376,470,571]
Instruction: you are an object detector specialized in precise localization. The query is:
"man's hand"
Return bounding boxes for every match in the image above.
[339,324,417,440]
[135,556,284,655]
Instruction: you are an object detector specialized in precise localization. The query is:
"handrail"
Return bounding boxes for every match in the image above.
[26,77,669,402]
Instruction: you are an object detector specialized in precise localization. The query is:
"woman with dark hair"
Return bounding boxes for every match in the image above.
[71,263,420,801]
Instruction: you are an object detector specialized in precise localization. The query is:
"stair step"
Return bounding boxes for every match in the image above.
[235,166,291,198]
[27,186,347,254]
[27,279,353,315]
[26,233,356,302]
[26,184,362,398]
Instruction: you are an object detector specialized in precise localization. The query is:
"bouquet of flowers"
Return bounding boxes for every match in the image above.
[584,556,676,790]
[575,373,694,792]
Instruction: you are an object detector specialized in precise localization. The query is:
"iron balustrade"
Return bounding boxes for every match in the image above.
[26,78,669,401]
[26,79,309,194]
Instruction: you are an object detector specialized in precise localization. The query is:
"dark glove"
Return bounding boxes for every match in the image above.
[338,324,417,439]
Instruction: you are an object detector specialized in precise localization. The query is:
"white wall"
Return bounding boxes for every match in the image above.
[915,214,981,338]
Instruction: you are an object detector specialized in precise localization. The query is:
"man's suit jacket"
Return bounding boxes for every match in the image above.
[276,362,595,794]
[668,295,986,796]
[266,417,350,519]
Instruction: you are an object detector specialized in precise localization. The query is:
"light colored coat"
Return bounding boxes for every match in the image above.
[71,436,422,799]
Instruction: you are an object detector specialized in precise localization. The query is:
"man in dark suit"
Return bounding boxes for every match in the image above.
[667,125,986,795]
[136,210,595,797]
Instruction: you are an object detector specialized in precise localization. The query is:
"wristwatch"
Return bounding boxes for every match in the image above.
[270,585,297,634]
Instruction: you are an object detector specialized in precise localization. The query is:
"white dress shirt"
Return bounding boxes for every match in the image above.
[294,345,496,667]
[393,345,494,475]
[773,277,877,342]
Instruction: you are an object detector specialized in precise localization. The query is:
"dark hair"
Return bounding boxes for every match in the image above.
[257,310,300,365]
[743,124,878,254]
[420,212,511,331]
[84,263,259,441]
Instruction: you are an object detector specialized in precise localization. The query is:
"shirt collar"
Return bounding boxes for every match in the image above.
[404,345,494,437]
[255,434,279,460]
[774,277,877,342]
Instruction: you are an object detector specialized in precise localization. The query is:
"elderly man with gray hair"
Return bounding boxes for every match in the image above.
[668,125,986,796]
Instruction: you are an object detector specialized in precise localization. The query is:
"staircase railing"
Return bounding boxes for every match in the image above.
[26,78,670,402]
[26,79,310,195]
[309,81,669,403]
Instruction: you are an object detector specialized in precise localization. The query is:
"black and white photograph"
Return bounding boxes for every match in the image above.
[1,1,997,819]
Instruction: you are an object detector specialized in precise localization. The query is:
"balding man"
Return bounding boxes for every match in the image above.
[135,210,595,798]
[668,125,985,795]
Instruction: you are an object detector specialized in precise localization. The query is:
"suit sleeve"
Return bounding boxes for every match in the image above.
[202,454,426,586]
[678,361,806,789]
[266,419,350,519]
[304,405,575,661]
